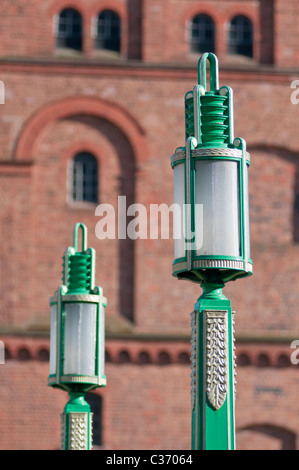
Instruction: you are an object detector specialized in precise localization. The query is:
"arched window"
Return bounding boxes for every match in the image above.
[85,393,103,447]
[189,14,215,54]
[71,152,98,203]
[93,10,121,52]
[228,15,253,57]
[55,8,83,51]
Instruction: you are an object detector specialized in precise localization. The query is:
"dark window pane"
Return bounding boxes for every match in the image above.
[190,14,215,53]
[56,8,82,51]
[72,152,98,203]
[228,15,253,57]
[94,10,121,52]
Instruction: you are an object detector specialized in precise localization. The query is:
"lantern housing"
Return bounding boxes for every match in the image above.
[171,53,252,284]
[48,223,106,393]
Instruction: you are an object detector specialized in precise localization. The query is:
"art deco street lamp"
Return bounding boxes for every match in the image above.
[48,223,107,450]
[171,53,252,450]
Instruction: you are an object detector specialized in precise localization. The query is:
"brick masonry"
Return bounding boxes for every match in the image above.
[0,0,298,450]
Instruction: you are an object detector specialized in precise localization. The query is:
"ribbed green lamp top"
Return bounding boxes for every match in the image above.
[185,52,233,148]
[62,223,95,294]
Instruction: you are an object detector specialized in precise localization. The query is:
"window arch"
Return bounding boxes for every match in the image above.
[55,8,83,51]
[71,152,98,203]
[189,14,215,54]
[238,424,296,450]
[93,10,121,52]
[228,15,253,58]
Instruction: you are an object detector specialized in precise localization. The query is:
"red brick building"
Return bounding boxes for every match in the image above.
[0,0,298,450]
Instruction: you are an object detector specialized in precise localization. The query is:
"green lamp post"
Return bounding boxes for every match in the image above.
[48,223,107,450]
[171,53,252,450]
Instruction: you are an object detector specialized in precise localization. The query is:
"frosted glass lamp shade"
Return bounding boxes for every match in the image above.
[173,162,185,259]
[244,164,250,260]
[99,306,105,378]
[171,55,252,283]
[49,304,57,376]
[63,303,97,376]
[48,223,107,392]
[195,160,240,257]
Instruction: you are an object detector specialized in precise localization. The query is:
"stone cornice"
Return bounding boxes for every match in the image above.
[0,57,297,83]
[0,327,297,369]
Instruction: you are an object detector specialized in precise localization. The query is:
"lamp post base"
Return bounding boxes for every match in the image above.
[191,281,236,450]
[60,392,93,450]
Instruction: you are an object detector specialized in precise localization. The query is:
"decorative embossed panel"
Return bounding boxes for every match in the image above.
[190,310,197,411]
[68,412,91,450]
[204,310,228,410]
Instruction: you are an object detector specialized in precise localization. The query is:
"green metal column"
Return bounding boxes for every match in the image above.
[171,53,252,450]
[61,392,93,450]
[48,223,107,451]
[191,282,236,450]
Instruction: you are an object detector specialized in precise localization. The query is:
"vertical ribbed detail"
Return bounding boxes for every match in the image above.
[190,311,197,411]
[185,93,195,140]
[200,93,229,145]
[62,252,92,293]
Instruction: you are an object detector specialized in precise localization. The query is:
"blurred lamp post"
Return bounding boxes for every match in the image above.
[171,53,252,450]
[48,223,107,450]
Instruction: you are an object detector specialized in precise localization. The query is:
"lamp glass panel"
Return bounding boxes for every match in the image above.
[244,164,250,259]
[195,159,240,256]
[173,162,186,259]
[49,304,57,376]
[99,305,105,377]
[63,302,97,376]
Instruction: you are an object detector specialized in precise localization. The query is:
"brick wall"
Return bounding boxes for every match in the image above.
[1,336,299,450]
[0,0,297,67]
[0,0,298,451]
[0,64,298,336]
[142,0,261,64]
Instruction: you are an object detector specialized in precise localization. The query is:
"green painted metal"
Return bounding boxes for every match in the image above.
[191,282,235,450]
[48,223,107,450]
[172,52,252,283]
[61,392,93,450]
[171,53,253,450]
[62,223,95,294]
[198,52,219,92]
